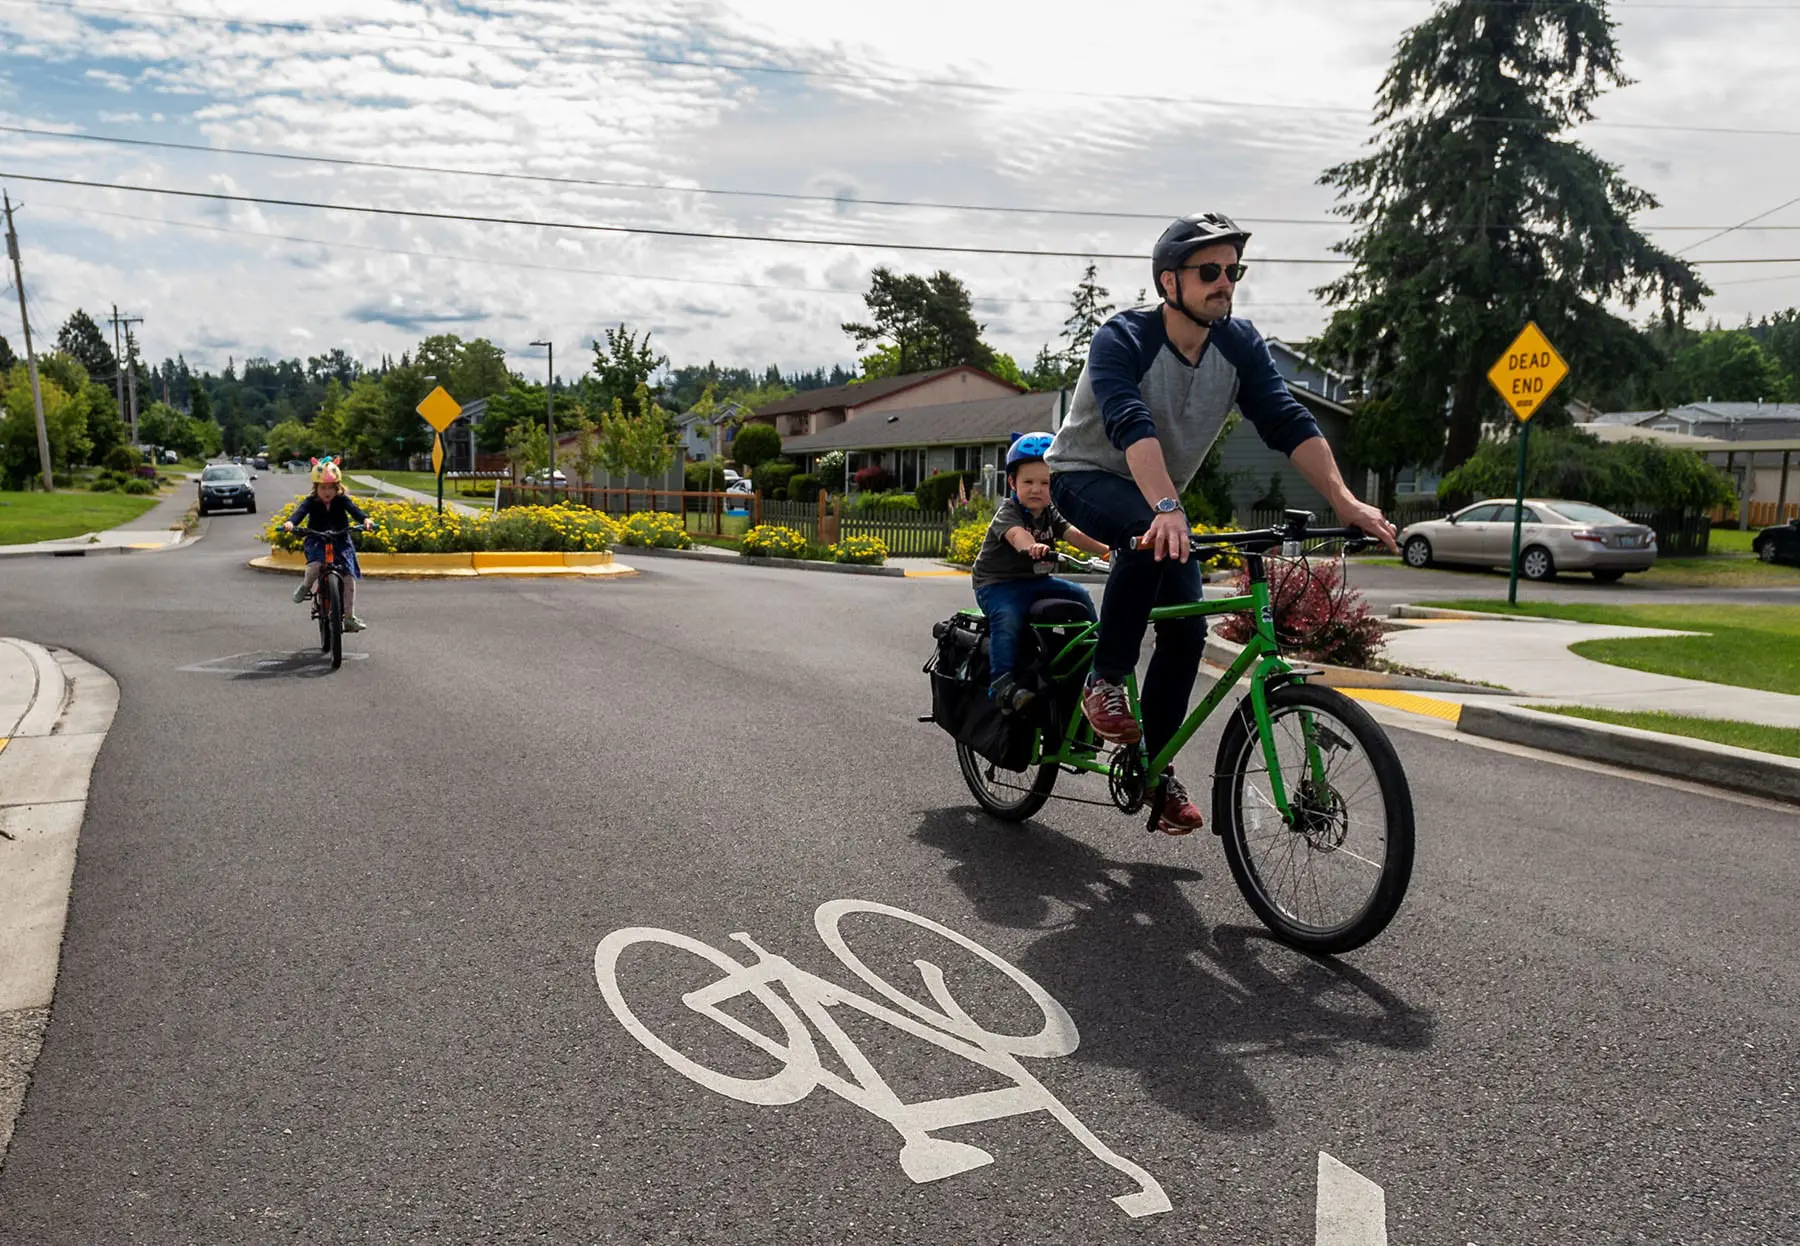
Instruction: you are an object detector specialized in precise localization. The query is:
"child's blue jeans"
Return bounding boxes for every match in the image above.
[973,576,1097,692]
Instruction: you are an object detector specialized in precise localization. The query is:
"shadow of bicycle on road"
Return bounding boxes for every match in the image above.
[176,649,368,680]
[913,806,1434,1135]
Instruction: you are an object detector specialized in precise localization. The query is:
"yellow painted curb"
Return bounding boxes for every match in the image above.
[248,554,634,580]
[905,568,969,578]
[264,547,614,571]
[0,738,9,757]
[362,552,474,571]
[1340,688,1464,725]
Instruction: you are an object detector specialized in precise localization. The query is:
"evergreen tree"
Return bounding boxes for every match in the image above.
[1317,0,1707,470]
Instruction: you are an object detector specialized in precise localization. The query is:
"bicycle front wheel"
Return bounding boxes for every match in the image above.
[326,575,344,670]
[1212,682,1414,955]
[956,736,1057,822]
[316,583,331,654]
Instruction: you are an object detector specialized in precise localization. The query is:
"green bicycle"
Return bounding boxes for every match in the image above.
[926,511,1415,955]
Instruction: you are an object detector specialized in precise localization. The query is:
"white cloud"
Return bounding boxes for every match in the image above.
[0,0,1795,375]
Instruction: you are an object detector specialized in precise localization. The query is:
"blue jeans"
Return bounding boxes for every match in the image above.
[1050,470,1206,762]
[973,576,1096,692]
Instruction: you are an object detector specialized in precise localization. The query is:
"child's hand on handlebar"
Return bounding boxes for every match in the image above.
[1027,541,1052,560]
[363,520,375,532]
[282,521,295,532]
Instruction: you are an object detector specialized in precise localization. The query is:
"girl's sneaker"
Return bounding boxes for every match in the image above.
[344,615,368,632]
[292,582,309,603]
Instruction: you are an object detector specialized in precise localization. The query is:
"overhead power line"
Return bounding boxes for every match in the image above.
[9,0,1800,140]
[5,124,1800,234]
[5,171,1798,270]
[0,171,1351,263]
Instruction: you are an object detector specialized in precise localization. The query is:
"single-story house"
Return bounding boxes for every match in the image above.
[743,366,1023,439]
[780,360,1365,517]
[1581,408,1800,525]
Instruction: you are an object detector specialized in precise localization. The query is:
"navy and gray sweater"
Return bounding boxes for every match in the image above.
[1045,307,1322,489]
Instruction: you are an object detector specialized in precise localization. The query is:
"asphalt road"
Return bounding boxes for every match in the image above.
[0,487,1795,1244]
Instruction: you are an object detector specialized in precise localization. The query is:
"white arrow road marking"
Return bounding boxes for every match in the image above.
[1316,1151,1387,1245]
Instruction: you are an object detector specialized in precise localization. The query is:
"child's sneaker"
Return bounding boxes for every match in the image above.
[292,582,310,604]
[344,614,368,632]
[991,673,1036,715]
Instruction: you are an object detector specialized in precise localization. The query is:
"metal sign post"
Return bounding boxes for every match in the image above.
[1486,322,1569,606]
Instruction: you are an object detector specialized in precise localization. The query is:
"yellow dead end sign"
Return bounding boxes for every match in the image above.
[416,385,462,512]
[1486,322,1568,422]
[417,385,462,433]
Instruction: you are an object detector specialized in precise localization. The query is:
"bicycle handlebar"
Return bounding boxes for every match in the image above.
[283,524,375,537]
[1130,509,1375,556]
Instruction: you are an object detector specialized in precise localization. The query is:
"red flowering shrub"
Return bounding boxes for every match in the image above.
[1215,557,1385,668]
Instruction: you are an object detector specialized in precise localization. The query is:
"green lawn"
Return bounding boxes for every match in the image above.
[1637,556,1800,589]
[1707,527,1757,555]
[1421,599,1800,696]
[0,490,163,544]
[1534,706,1800,759]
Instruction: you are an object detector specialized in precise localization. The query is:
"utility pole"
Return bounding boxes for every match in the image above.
[530,339,554,503]
[124,325,141,444]
[109,306,143,444]
[3,190,54,492]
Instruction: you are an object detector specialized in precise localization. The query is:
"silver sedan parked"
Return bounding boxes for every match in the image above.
[1398,498,1656,583]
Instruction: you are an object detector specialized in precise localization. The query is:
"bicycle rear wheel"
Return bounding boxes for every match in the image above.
[956,735,1057,822]
[1212,682,1414,955]
[326,575,344,670]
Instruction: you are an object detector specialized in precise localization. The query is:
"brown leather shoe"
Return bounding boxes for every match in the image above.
[1080,676,1142,745]
[1155,770,1205,835]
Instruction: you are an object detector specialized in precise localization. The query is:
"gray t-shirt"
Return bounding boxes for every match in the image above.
[1045,307,1321,489]
[970,498,1070,590]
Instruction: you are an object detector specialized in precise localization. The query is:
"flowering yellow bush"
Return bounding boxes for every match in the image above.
[741,524,808,558]
[260,496,619,554]
[1190,521,1244,569]
[947,521,986,566]
[829,534,888,565]
[618,510,692,549]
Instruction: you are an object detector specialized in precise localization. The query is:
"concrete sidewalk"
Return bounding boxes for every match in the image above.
[0,638,121,1165]
[349,474,485,517]
[1380,616,1800,728]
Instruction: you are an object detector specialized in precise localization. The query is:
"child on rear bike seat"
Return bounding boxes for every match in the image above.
[282,457,375,632]
[969,432,1110,714]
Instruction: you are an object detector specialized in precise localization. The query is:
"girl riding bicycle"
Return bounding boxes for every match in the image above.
[283,457,374,632]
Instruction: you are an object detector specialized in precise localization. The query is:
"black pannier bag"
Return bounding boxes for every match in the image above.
[924,614,1036,771]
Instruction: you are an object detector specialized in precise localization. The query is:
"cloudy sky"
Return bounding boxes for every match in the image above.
[2,0,1799,384]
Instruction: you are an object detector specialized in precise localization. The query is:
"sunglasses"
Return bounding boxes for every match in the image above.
[1180,262,1248,284]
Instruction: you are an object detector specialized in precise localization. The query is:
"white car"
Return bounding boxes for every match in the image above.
[725,479,753,496]
[1398,498,1657,583]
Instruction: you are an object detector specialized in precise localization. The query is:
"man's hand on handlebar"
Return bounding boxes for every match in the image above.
[1336,496,1398,552]
[1144,511,1191,563]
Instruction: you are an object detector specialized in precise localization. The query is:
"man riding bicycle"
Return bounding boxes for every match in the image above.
[1046,211,1397,835]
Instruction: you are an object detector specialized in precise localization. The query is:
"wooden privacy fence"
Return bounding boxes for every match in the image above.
[841,505,954,557]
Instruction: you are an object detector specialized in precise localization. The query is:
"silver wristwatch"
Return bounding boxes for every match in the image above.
[1154,497,1183,515]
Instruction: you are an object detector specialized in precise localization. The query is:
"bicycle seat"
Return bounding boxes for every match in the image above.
[1028,600,1092,625]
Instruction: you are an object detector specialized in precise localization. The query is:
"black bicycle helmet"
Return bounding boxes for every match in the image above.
[1152,212,1251,326]
[1151,212,1251,289]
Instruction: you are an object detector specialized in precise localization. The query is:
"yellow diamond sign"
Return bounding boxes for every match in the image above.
[1487,322,1568,423]
[430,433,445,475]
[416,385,462,433]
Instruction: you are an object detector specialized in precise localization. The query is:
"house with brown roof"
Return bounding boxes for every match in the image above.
[742,366,1022,440]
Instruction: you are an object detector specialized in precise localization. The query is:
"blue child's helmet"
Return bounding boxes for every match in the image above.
[1005,431,1055,471]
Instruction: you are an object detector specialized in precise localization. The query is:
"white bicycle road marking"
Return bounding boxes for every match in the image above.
[1316,1151,1387,1245]
[594,899,1171,1219]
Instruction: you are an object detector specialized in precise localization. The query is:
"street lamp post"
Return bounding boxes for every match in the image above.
[530,340,553,503]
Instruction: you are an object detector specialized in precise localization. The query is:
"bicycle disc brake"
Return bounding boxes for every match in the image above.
[1108,743,1147,814]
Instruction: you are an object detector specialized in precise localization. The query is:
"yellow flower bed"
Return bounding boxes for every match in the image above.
[947,520,986,566]
[741,524,808,559]
[260,497,622,554]
[829,534,888,565]
[618,510,693,549]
